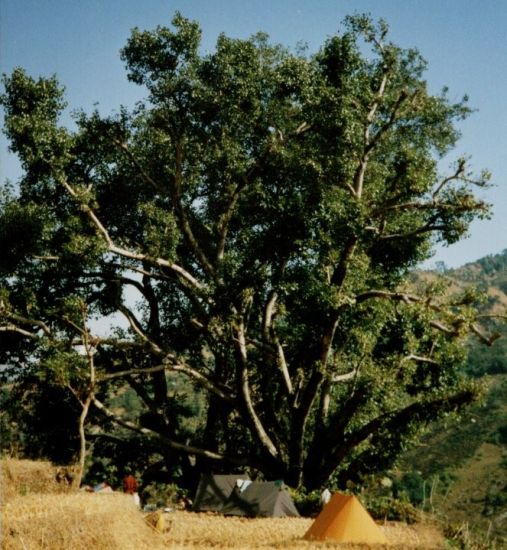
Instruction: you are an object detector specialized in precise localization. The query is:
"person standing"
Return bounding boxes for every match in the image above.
[123,474,140,507]
[123,474,138,494]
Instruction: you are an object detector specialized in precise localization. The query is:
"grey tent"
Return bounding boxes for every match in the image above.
[221,480,300,518]
[193,474,250,512]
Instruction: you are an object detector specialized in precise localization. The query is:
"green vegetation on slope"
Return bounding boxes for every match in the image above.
[400,249,507,544]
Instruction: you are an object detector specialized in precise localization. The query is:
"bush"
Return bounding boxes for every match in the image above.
[287,488,322,517]
[362,495,422,524]
[393,471,425,505]
[141,481,190,509]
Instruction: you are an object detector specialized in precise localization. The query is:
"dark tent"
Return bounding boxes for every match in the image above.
[193,474,250,512]
[221,480,300,518]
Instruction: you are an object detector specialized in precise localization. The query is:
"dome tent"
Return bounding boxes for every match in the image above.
[221,480,300,518]
[193,473,250,512]
[193,475,299,518]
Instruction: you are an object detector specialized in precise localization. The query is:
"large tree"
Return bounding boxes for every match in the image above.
[0,13,497,489]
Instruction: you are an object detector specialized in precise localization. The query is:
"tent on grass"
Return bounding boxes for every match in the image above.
[303,492,388,544]
[192,474,250,512]
[221,480,300,518]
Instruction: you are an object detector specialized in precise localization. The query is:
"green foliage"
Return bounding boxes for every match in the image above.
[362,495,422,523]
[490,424,507,445]
[466,333,507,377]
[0,12,499,491]
[393,471,425,505]
[288,487,322,516]
[0,376,81,463]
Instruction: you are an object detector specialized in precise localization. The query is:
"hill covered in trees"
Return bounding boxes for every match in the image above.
[399,249,507,542]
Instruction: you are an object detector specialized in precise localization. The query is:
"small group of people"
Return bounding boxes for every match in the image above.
[80,474,140,507]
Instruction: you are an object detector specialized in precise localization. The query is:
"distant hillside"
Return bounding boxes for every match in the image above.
[400,249,507,543]
[449,249,507,285]
[448,249,507,316]
[444,250,507,377]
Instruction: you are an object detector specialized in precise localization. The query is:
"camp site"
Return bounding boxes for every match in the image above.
[3,459,448,548]
[1,1,506,549]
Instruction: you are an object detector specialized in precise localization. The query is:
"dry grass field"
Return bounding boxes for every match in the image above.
[1,459,446,549]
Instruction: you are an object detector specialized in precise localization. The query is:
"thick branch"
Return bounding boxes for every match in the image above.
[261,291,293,395]
[57,176,204,290]
[0,324,39,339]
[379,222,447,240]
[109,244,203,290]
[99,361,234,402]
[470,323,501,346]
[331,369,358,382]
[263,291,278,341]
[235,321,279,459]
[118,304,164,355]
[167,361,235,402]
[92,397,249,465]
[215,181,244,263]
[6,312,52,337]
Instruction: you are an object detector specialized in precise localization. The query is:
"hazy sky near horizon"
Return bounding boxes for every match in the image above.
[1,0,506,268]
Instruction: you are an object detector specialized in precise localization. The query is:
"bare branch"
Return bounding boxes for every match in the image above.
[62,315,87,338]
[294,121,312,135]
[260,291,293,395]
[169,362,235,402]
[98,364,168,381]
[330,369,358,382]
[108,244,204,290]
[432,158,466,198]
[274,337,293,394]
[470,323,501,346]
[3,312,52,338]
[429,320,455,335]
[402,354,438,365]
[367,70,389,124]
[215,181,244,263]
[354,68,390,198]
[379,200,468,213]
[355,289,421,305]
[476,314,507,321]
[379,222,447,241]
[119,305,165,356]
[59,177,114,246]
[33,255,60,261]
[263,290,278,341]
[368,90,411,149]
[57,176,204,291]
[0,324,39,339]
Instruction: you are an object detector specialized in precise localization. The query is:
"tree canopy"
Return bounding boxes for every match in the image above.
[0,13,496,489]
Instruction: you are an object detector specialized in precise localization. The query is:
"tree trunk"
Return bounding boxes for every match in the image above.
[73,394,92,489]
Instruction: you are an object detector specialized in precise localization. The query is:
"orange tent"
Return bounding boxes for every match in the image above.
[303,492,388,544]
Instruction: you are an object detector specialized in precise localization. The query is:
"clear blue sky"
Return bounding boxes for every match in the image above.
[1,0,506,268]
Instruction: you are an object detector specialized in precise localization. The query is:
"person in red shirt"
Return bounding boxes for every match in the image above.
[123,474,138,495]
